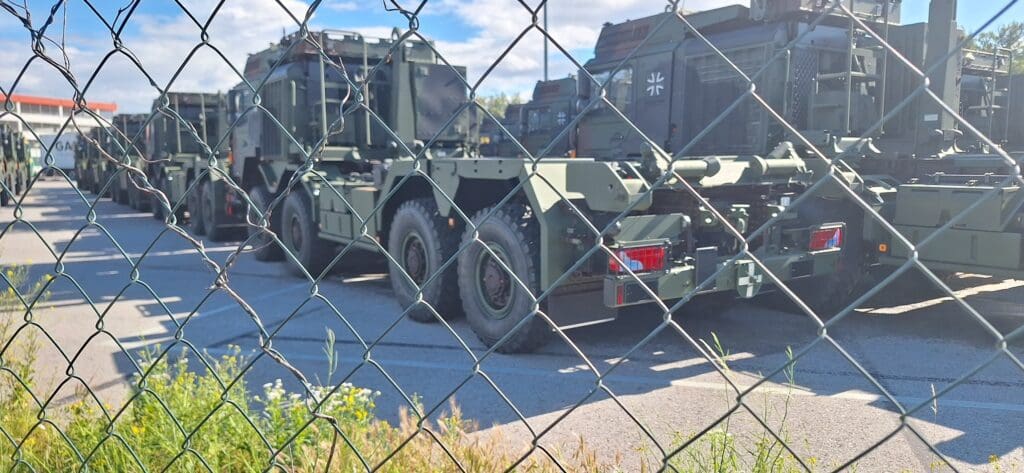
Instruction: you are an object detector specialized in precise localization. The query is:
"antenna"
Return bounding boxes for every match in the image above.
[543,2,549,81]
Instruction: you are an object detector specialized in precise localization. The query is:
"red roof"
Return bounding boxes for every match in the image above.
[0,93,117,113]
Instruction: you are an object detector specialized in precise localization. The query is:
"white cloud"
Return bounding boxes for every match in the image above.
[0,0,738,112]
[324,1,361,12]
[426,0,735,97]
[1,0,314,113]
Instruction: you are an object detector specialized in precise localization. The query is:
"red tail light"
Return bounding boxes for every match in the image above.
[608,245,666,274]
[809,226,843,251]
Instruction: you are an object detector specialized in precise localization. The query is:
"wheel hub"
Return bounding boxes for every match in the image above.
[403,234,427,284]
[290,215,303,252]
[477,245,512,317]
[203,191,214,228]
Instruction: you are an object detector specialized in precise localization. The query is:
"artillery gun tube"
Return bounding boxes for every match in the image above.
[751,156,803,177]
[668,158,720,178]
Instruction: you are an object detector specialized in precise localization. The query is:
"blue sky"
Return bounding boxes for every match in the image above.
[1,0,1020,113]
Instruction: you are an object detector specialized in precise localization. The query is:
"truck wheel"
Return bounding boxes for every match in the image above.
[458,204,548,353]
[151,175,182,222]
[386,198,461,323]
[188,182,207,236]
[129,184,147,211]
[282,191,334,278]
[247,186,284,261]
[202,180,231,242]
[150,174,166,220]
[116,184,130,205]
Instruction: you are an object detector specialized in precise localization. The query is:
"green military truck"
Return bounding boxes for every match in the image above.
[768,0,1024,284]
[518,76,577,157]
[227,29,848,352]
[75,125,113,197]
[479,101,524,157]
[568,0,1024,310]
[0,125,22,206]
[479,77,577,158]
[146,92,240,239]
[105,114,151,211]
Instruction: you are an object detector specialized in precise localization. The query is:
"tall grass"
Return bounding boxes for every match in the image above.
[0,272,1005,471]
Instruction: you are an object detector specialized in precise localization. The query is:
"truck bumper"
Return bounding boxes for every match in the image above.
[602,248,841,308]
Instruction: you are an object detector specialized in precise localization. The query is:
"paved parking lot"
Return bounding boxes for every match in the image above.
[3,179,1023,471]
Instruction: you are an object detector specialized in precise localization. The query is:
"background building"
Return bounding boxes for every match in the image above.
[0,93,117,134]
[1,94,118,173]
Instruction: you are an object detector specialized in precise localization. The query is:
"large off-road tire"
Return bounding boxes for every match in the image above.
[111,174,127,205]
[76,172,88,191]
[202,180,232,242]
[281,190,335,278]
[188,181,207,236]
[458,204,549,353]
[128,184,150,211]
[151,173,167,220]
[386,198,461,323]
[150,175,184,222]
[247,186,285,261]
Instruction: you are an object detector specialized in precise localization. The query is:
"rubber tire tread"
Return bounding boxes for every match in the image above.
[387,198,461,323]
[282,190,335,278]
[150,174,165,220]
[247,186,284,261]
[188,181,207,236]
[202,180,232,242]
[458,204,549,353]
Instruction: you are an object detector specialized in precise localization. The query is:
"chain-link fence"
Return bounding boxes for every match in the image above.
[1,0,1023,471]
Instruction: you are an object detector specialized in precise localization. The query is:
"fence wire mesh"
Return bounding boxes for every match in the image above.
[0,0,1023,471]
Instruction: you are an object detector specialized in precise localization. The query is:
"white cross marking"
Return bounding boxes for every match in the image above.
[646,71,665,97]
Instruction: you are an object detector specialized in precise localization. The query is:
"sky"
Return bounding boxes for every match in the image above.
[0,0,1021,113]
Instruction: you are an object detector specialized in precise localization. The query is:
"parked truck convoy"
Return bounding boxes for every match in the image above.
[72,0,1024,352]
[488,0,1024,301]
[145,92,244,240]
[107,114,150,212]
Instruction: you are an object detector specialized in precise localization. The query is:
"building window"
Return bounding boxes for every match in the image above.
[19,103,62,116]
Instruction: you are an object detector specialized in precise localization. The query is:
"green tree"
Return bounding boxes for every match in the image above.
[971,21,1024,74]
[477,92,523,119]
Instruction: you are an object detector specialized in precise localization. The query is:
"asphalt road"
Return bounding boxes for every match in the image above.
[3,179,1023,471]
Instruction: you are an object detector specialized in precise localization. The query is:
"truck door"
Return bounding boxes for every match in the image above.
[576,64,636,160]
[632,52,675,156]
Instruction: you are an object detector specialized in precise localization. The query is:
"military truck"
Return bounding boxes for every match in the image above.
[146,92,239,238]
[479,101,524,157]
[5,129,31,201]
[0,125,21,206]
[75,125,114,196]
[569,0,1024,310]
[229,29,847,352]
[105,114,151,211]
[479,77,577,158]
[520,77,577,157]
